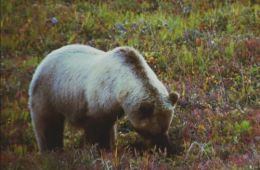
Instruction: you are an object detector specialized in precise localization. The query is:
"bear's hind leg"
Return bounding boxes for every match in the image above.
[32,111,65,152]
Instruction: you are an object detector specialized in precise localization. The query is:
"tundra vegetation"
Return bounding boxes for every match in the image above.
[1,0,259,169]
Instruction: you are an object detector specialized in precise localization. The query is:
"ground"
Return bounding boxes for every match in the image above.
[1,0,259,169]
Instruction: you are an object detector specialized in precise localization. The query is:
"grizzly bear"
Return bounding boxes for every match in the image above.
[28,45,179,153]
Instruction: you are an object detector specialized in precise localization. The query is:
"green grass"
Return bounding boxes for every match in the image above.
[1,0,259,169]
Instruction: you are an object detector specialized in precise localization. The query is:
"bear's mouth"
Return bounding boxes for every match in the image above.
[135,129,173,152]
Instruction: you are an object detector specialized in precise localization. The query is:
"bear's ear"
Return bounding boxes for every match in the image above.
[169,92,179,105]
[139,102,154,119]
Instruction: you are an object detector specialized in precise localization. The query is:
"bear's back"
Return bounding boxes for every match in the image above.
[29,45,104,92]
[38,44,105,75]
[28,45,106,113]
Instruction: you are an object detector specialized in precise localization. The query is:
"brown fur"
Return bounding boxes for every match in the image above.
[29,45,178,153]
[116,48,159,97]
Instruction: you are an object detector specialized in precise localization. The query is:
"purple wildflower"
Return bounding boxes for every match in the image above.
[51,17,58,25]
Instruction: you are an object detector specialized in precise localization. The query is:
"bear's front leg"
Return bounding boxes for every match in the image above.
[85,124,116,150]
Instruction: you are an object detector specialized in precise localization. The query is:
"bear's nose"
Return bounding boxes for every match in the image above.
[157,114,172,133]
[161,124,168,134]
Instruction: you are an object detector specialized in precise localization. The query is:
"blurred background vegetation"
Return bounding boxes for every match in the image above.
[1,0,259,169]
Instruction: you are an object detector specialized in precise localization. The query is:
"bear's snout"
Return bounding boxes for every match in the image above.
[149,133,173,153]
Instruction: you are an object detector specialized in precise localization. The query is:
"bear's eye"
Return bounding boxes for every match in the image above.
[139,102,154,119]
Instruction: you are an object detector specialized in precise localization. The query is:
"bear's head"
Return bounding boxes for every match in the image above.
[127,91,179,152]
[114,46,179,153]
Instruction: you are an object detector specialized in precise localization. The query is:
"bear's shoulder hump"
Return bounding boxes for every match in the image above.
[112,46,144,66]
